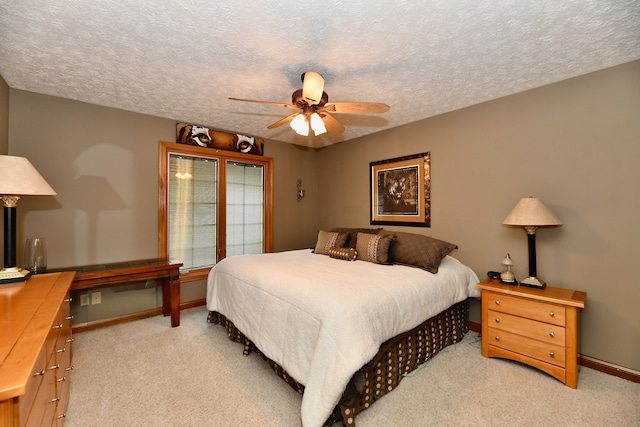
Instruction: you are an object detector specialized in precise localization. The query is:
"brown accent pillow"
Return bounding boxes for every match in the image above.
[382,231,457,273]
[331,227,383,249]
[328,246,358,261]
[355,232,394,264]
[314,230,349,254]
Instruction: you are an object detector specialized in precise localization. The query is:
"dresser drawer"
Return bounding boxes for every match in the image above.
[488,327,566,367]
[485,291,566,326]
[19,347,47,424]
[487,310,566,345]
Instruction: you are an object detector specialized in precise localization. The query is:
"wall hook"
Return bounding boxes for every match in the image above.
[296,179,305,202]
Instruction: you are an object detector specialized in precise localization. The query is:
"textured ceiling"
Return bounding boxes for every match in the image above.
[1,1,639,148]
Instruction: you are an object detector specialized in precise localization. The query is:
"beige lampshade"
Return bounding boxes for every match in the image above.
[0,155,57,195]
[503,197,562,227]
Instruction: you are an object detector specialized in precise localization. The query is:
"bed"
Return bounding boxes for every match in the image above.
[206,229,480,427]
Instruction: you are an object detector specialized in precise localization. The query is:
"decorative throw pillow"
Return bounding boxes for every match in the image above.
[331,227,383,249]
[328,246,358,261]
[314,230,349,255]
[355,232,394,264]
[382,231,457,273]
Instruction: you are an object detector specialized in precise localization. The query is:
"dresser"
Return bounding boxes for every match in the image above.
[0,272,75,426]
[476,278,586,388]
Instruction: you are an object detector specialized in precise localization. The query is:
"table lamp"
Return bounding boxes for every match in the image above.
[500,253,516,284]
[502,197,562,289]
[0,155,57,284]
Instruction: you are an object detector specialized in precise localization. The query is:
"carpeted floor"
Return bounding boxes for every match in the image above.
[65,306,639,426]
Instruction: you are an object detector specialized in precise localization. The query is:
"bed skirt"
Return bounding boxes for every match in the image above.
[207,299,469,426]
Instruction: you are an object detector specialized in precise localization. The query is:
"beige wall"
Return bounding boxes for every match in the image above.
[0,74,8,154]
[0,74,9,266]
[317,60,640,371]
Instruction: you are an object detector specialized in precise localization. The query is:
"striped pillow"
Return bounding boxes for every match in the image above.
[355,232,394,264]
[314,230,349,254]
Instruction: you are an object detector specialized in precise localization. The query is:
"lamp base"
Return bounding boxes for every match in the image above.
[0,266,31,284]
[499,271,517,285]
[520,276,546,289]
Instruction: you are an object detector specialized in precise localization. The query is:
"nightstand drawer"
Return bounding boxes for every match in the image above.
[485,291,566,326]
[488,327,566,367]
[487,310,566,345]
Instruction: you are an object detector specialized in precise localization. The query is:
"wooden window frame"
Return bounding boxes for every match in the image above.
[158,141,274,282]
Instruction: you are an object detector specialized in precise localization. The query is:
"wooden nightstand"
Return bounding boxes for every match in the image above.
[476,278,587,388]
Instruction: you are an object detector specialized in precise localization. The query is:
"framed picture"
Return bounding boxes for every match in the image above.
[370,152,431,227]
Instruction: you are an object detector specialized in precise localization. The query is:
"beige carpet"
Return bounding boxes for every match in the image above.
[65,306,639,427]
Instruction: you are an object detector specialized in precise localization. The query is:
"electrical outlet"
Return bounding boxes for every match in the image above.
[80,294,90,306]
[91,291,101,305]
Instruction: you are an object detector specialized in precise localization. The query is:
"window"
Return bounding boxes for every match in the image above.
[159,141,273,282]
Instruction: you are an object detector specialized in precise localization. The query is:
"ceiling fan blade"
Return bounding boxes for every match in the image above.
[319,112,345,134]
[267,113,299,129]
[229,97,299,110]
[301,71,325,106]
[322,102,390,114]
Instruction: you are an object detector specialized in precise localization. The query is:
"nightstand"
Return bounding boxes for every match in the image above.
[476,278,587,388]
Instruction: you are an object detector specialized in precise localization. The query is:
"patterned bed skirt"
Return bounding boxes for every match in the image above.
[207,299,469,427]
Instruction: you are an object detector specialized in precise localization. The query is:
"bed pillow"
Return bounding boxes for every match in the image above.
[328,246,358,261]
[331,227,383,249]
[355,232,394,264]
[314,230,349,254]
[382,231,457,273]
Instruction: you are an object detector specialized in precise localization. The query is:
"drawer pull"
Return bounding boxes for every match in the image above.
[550,352,555,358]
[549,312,555,317]
[49,364,60,371]
[66,338,74,344]
[58,414,67,420]
[33,369,46,377]
[52,323,64,329]
[64,297,72,303]
[494,318,500,323]
[549,332,555,338]
[66,365,75,372]
[58,376,67,383]
[50,397,60,403]
[66,315,74,320]
[57,347,66,353]
[494,300,500,305]
[494,336,500,341]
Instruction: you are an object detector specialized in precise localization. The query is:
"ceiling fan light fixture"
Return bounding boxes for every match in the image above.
[290,113,309,136]
[310,113,327,136]
[301,71,324,105]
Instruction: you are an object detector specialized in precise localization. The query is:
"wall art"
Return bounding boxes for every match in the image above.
[370,152,430,227]
[176,122,264,156]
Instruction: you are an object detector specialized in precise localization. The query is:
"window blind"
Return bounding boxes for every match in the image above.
[226,161,264,256]
[168,155,218,271]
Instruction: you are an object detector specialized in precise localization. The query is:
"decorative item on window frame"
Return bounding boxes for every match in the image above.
[176,122,264,156]
[370,152,430,227]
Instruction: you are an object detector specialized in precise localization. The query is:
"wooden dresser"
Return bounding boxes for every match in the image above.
[0,272,75,426]
[477,278,586,388]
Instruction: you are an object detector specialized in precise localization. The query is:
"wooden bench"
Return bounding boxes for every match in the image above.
[55,259,182,332]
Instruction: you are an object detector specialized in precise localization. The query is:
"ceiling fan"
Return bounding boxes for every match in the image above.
[229,71,390,137]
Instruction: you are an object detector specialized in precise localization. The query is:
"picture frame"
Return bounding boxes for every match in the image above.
[370,152,431,227]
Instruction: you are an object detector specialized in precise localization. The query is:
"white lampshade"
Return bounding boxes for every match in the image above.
[309,113,327,136]
[290,114,309,136]
[503,197,562,227]
[0,155,57,196]
[301,71,325,105]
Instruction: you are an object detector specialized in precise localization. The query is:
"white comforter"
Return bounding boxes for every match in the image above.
[206,249,480,427]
